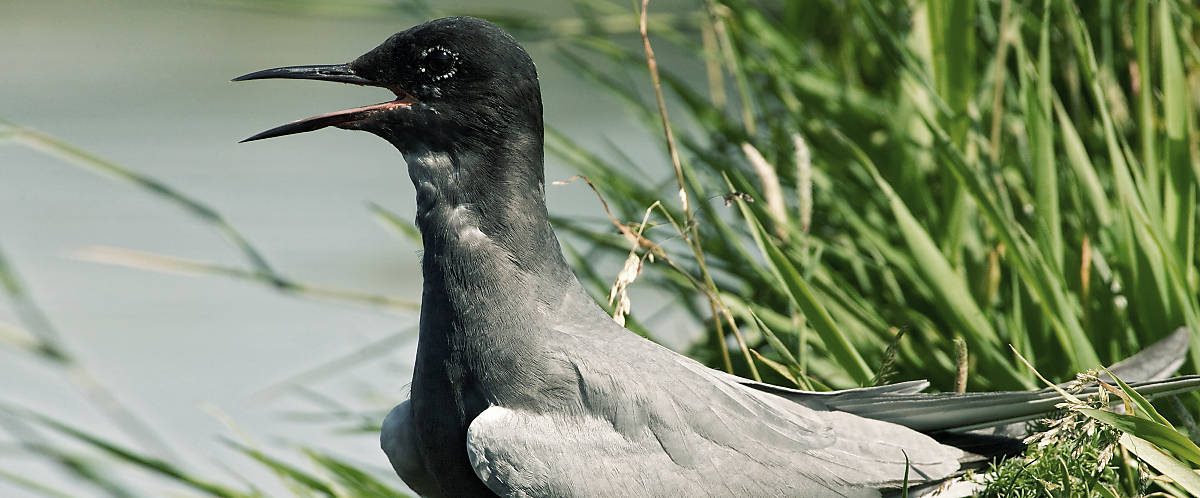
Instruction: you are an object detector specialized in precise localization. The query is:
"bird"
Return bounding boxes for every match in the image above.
[235,17,1200,497]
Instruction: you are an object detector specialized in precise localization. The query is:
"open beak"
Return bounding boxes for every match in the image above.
[233,63,415,142]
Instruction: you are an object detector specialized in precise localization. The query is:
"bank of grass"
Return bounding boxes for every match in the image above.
[554,0,1200,393]
[552,0,1200,493]
[2,0,1200,496]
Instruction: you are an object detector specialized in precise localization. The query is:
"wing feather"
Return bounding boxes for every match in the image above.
[463,328,963,497]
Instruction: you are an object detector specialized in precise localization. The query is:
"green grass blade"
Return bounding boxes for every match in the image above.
[3,404,247,497]
[367,202,422,245]
[303,450,411,498]
[0,467,75,498]
[1103,368,1172,427]
[916,108,1100,374]
[1030,0,1061,270]
[6,127,279,280]
[1053,98,1112,226]
[1135,0,1157,197]
[833,131,1033,386]
[723,172,872,385]
[744,308,808,389]
[230,442,336,497]
[1078,408,1200,466]
[1118,434,1200,495]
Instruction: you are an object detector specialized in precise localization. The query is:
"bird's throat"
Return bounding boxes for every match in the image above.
[407,141,576,347]
[406,140,581,424]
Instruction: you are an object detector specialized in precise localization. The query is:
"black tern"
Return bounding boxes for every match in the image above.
[236,17,1200,497]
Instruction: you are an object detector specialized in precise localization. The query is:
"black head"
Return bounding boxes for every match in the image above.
[235,17,542,153]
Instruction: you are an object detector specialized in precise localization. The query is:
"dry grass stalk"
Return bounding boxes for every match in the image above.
[742,142,788,241]
[607,203,658,326]
[793,133,813,233]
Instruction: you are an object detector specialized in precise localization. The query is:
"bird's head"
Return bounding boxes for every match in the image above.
[236,17,542,156]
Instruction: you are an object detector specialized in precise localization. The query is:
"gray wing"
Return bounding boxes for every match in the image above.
[743,328,1197,434]
[464,332,962,497]
[1104,327,1190,381]
[381,385,444,498]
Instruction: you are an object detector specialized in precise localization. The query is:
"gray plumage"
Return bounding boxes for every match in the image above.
[235,17,1200,498]
[392,281,963,497]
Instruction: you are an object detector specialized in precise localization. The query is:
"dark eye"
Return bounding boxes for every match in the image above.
[423,48,455,76]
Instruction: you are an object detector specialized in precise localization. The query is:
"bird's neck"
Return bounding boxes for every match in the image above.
[406,136,578,363]
[410,135,573,282]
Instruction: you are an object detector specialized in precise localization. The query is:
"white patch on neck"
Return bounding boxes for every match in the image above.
[443,204,491,247]
[416,150,454,169]
[458,226,489,245]
[409,154,497,251]
[448,204,471,226]
[411,151,456,186]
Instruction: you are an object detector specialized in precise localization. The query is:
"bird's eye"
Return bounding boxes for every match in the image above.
[422,48,455,76]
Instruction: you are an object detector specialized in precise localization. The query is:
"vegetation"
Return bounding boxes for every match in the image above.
[3,0,1200,495]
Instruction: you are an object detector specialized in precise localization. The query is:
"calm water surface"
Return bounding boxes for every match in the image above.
[2,1,700,495]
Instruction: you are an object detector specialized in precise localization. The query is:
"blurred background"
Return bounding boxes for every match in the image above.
[5,0,1200,496]
[1,1,698,496]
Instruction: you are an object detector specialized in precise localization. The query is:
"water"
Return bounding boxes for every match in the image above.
[1,1,700,495]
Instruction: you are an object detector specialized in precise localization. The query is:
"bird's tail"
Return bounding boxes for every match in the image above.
[827,374,1200,433]
[829,328,1198,433]
[747,328,1198,434]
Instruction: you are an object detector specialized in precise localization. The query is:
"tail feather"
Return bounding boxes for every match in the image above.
[825,375,1200,432]
[742,328,1196,434]
[1105,327,1190,382]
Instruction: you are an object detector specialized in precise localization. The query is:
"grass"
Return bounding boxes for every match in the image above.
[3,0,1200,495]
[552,0,1200,393]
